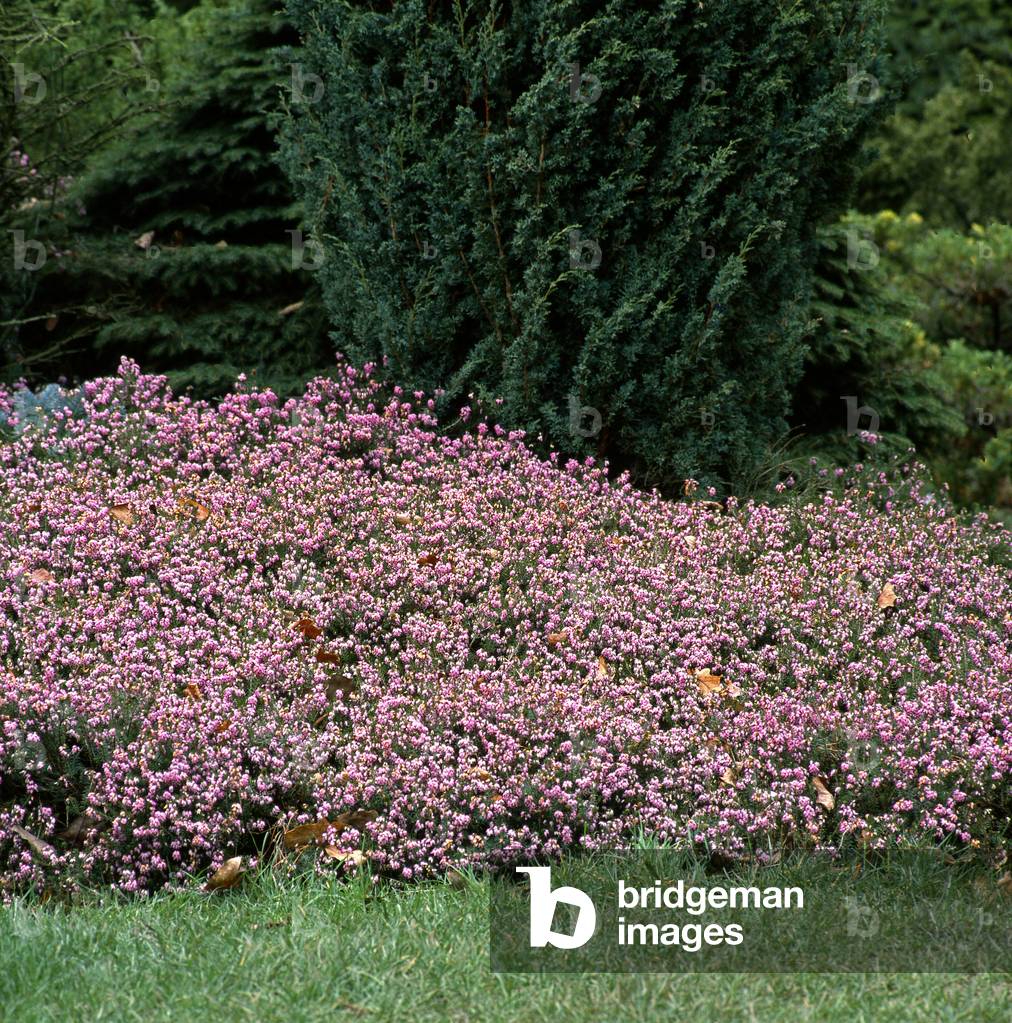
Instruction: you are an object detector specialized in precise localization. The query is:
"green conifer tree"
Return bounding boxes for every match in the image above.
[10,0,327,395]
[280,0,890,490]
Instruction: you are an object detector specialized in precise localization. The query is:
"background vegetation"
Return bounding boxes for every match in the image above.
[2,0,1009,508]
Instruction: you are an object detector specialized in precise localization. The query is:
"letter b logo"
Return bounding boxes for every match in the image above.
[516,866,596,949]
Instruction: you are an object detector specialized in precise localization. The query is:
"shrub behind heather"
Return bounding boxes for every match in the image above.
[280,0,889,489]
[0,361,1009,895]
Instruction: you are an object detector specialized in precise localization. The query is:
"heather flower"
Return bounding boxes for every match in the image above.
[0,358,1009,895]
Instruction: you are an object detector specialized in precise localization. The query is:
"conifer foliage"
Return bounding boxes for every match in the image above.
[12,0,327,395]
[281,0,888,488]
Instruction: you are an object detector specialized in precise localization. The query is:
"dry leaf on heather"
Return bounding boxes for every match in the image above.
[695,668,743,698]
[283,810,377,850]
[695,669,723,695]
[110,504,137,526]
[596,655,612,680]
[206,856,243,891]
[294,617,323,639]
[58,813,102,846]
[184,683,202,701]
[812,776,835,811]
[324,675,357,701]
[331,809,378,832]
[323,848,367,866]
[177,498,211,522]
[547,631,569,648]
[418,553,438,567]
[393,512,413,526]
[28,568,55,585]
[315,649,342,665]
[11,824,56,861]
[283,820,332,850]
[877,583,897,609]
[720,767,738,787]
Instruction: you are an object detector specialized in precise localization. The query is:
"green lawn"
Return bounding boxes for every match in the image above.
[1,861,1010,1023]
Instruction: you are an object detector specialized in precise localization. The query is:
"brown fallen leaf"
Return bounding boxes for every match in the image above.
[447,868,469,889]
[28,568,55,585]
[213,719,231,735]
[283,810,378,850]
[295,617,323,639]
[393,512,413,526]
[595,655,612,680]
[812,775,835,812]
[417,553,438,567]
[547,631,569,648]
[11,824,56,861]
[206,856,243,892]
[694,668,742,698]
[877,582,897,609]
[695,669,723,695]
[323,848,367,866]
[324,675,357,701]
[720,767,738,787]
[110,503,137,526]
[184,683,202,701]
[58,812,103,846]
[177,498,211,522]
[316,649,342,665]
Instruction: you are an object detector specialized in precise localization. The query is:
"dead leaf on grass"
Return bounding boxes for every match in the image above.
[206,856,244,891]
[323,848,367,867]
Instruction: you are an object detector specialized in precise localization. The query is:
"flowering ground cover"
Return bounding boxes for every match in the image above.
[1,360,1009,895]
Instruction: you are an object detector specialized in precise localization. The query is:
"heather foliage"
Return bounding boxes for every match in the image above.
[1,361,1009,895]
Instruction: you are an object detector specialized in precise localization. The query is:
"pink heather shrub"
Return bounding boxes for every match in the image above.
[1,359,1010,894]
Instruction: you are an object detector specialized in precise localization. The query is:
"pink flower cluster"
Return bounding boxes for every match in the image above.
[1,360,1009,894]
